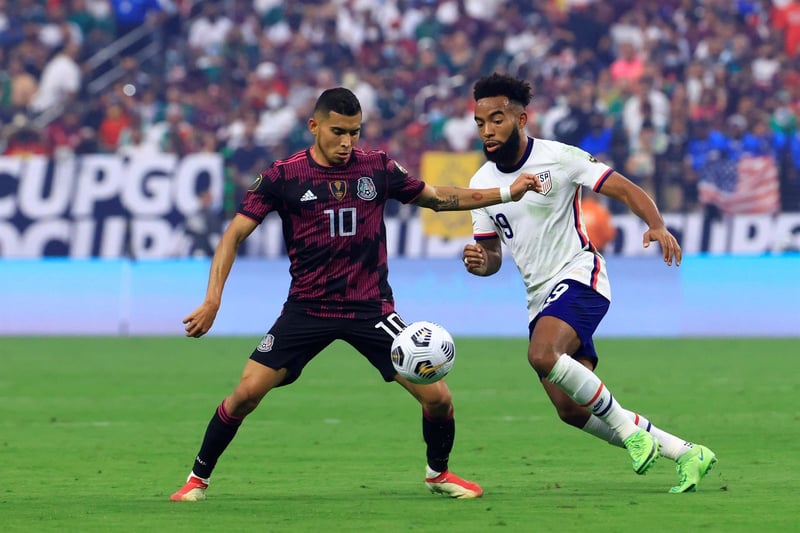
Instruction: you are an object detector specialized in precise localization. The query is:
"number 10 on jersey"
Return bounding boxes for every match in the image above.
[324,208,357,237]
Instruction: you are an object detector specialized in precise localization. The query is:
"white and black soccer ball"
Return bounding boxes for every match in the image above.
[390,321,456,384]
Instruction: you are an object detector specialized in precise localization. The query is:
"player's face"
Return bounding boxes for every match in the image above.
[309,111,362,166]
[474,96,526,167]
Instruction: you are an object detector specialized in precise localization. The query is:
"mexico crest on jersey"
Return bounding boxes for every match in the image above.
[536,171,552,196]
[357,176,377,201]
[329,180,347,200]
[257,334,274,352]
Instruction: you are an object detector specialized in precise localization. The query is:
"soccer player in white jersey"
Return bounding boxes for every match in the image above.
[462,73,716,493]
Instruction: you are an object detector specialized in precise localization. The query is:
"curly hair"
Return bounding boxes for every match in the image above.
[473,73,532,108]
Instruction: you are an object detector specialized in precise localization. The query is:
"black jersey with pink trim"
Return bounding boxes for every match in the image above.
[238,148,425,319]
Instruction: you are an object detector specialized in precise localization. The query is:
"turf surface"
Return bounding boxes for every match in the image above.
[2,337,797,532]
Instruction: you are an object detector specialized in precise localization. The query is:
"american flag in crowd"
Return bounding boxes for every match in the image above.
[698,155,780,214]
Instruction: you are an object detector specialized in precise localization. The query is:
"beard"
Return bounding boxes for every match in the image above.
[483,127,523,167]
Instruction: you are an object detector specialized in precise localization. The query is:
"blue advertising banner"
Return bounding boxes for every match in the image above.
[0,154,224,257]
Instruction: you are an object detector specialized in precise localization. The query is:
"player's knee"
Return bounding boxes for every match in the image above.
[527,346,559,378]
[420,387,452,416]
[226,394,259,418]
[236,397,261,417]
[229,383,268,417]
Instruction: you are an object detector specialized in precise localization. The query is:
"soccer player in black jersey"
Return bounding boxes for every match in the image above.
[170,87,541,502]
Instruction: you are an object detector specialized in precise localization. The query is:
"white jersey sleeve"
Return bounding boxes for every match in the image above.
[559,142,614,191]
[469,138,613,320]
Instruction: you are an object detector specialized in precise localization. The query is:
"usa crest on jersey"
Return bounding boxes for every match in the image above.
[536,171,552,196]
[357,176,377,200]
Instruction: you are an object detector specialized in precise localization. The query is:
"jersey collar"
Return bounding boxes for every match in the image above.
[306,147,359,171]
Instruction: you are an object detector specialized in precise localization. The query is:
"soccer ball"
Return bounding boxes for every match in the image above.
[390,321,456,384]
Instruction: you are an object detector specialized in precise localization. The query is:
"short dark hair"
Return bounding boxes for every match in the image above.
[473,73,532,108]
[314,87,362,116]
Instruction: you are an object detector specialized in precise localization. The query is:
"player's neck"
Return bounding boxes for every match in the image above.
[308,146,329,167]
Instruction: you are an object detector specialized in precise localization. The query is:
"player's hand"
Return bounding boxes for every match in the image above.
[182,301,220,337]
[462,243,489,275]
[509,173,542,200]
[643,226,682,266]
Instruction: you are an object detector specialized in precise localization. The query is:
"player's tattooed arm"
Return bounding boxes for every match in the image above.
[415,184,495,211]
[416,192,460,211]
[415,174,540,211]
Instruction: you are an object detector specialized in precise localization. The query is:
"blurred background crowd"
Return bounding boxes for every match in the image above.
[2,0,800,219]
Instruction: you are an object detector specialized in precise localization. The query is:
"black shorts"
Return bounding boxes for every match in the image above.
[249,309,407,386]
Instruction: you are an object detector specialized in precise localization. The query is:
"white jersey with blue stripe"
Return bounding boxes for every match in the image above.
[470,137,614,320]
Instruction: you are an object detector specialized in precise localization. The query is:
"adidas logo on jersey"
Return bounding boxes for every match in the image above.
[300,190,317,202]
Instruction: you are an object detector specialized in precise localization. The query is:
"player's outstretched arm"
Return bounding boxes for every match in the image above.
[415,173,542,211]
[183,214,259,337]
[462,238,502,276]
[597,171,682,266]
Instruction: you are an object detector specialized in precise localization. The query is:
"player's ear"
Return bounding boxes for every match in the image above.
[308,116,318,136]
[518,110,528,128]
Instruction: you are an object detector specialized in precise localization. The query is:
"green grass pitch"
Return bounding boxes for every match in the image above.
[2,337,797,532]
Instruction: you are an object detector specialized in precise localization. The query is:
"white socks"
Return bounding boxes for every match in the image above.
[190,471,210,484]
[582,411,694,460]
[547,354,639,441]
[426,465,442,479]
[548,353,695,461]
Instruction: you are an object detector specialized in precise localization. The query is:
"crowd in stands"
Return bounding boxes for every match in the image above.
[2,0,800,216]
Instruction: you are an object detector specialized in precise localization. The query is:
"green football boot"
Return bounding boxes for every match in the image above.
[623,429,660,475]
[669,444,717,493]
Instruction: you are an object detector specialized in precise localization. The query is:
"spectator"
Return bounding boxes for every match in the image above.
[342,68,377,123]
[609,41,644,87]
[224,117,269,214]
[3,118,47,156]
[45,108,82,158]
[773,0,800,57]
[133,85,163,130]
[184,188,223,258]
[29,39,81,113]
[97,101,132,151]
[580,112,614,164]
[109,0,163,40]
[38,4,83,50]
[5,54,39,113]
[74,125,100,154]
[187,2,233,57]
[117,117,157,159]
[622,76,670,149]
[442,95,478,152]
[657,116,695,212]
[625,122,658,201]
[552,86,592,147]
[687,119,727,174]
[147,103,197,155]
[255,90,297,151]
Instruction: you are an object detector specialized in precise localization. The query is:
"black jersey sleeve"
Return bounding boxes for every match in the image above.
[385,155,425,204]
[238,164,281,223]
